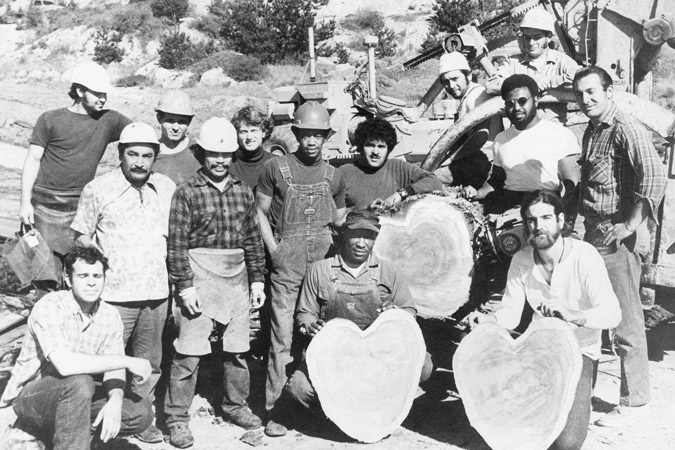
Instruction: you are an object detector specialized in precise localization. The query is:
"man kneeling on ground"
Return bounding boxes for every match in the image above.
[280,210,432,432]
[466,190,621,450]
[0,246,154,450]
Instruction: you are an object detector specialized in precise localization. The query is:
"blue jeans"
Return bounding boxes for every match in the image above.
[13,374,152,450]
[164,351,252,425]
[600,244,651,406]
[109,299,168,402]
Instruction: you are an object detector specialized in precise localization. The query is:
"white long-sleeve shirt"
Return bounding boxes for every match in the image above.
[493,238,621,359]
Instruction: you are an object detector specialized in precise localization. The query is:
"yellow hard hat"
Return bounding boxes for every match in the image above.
[520,8,555,33]
[194,118,238,153]
[439,52,471,75]
[71,62,112,94]
[119,122,160,147]
[155,90,195,116]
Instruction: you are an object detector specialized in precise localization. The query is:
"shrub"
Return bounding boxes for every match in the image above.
[189,50,268,81]
[158,31,196,69]
[115,74,150,87]
[315,19,336,42]
[150,0,188,24]
[92,26,125,64]
[375,24,398,58]
[342,9,385,33]
[336,42,350,64]
[111,4,164,39]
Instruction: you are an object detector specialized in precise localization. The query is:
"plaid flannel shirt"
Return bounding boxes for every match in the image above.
[579,102,666,225]
[168,169,265,292]
[0,290,124,406]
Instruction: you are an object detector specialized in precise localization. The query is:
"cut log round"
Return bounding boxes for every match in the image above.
[373,194,477,317]
[306,309,426,443]
[453,318,583,450]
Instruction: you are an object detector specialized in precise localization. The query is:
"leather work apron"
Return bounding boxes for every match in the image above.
[321,266,383,331]
[173,248,250,356]
[32,185,81,255]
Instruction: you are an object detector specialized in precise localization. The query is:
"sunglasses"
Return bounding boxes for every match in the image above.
[504,96,532,109]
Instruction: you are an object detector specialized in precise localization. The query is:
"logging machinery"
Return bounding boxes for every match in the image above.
[271,0,675,318]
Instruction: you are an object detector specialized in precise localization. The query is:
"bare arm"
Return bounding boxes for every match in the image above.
[19,144,45,224]
[49,348,151,383]
[255,191,277,253]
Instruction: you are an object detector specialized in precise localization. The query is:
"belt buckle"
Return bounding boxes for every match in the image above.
[304,207,316,216]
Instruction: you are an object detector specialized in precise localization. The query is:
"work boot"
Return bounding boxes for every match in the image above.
[223,407,263,430]
[594,404,649,428]
[134,423,164,443]
[264,419,287,437]
[168,423,194,448]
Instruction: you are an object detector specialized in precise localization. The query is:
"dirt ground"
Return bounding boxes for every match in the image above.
[1,79,675,450]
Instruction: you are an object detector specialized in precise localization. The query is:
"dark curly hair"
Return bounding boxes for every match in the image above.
[353,117,398,153]
[501,74,540,99]
[64,246,109,281]
[231,105,273,140]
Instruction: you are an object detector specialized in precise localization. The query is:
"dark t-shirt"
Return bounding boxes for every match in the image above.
[229,147,275,190]
[31,108,131,189]
[153,140,201,186]
[257,153,346,229]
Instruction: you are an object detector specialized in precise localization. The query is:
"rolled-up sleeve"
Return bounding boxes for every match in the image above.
[296,263,323,329]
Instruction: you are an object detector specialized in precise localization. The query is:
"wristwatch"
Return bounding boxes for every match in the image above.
[397,188,409,200]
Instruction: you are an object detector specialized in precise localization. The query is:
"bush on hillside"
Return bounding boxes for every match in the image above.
[342,9,385,33]
[375,24,398,58]
[207,0,320,64]
[110,4,164,39]
[93,26,125,64]
[115,74,150,87]
[189,50,268,82]
[336,42,350,64]
[150,0,189,24]
[159,31,198,69]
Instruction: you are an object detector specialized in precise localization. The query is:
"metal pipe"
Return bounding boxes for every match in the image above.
[364,35,378,99]
[309,27,316,82]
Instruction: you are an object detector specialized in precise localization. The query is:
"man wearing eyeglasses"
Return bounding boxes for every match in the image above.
[466,74,580,220]
[486,8,580,122]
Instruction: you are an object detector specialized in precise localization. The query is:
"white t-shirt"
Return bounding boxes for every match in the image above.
[492,119,580,192]
[493,238,621,359]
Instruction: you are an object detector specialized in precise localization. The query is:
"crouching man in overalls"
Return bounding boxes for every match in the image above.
[163,118,266,449]
[284,210,433,426]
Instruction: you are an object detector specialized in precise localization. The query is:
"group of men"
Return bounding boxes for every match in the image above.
[0,6,667,450]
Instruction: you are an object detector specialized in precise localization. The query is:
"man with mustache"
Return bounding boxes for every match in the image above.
[256,101,347,437]
[486,7,580,122]
[466,74,580,219]
[18,62,131,290]
[70,122,176,444]
[164,118,266,448]
[573,66,666,427]
[467,190,621,450]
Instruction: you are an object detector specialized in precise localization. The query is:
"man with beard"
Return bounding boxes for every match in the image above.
[340,117,442,210]
[466,74,580,217]
[153,90,201,186]
[467,190,621,450]
[486,8,580,122]
[230,105,276,191]
[256,101,347,437]
[433,52,494,189]
[573,66,666,427]
[19,62,131,288]
[71,123,176,444]
[164,118,266,448]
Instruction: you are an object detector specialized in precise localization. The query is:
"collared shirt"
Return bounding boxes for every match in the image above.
[168,169,265,292]
[296,253,416,329]
[71,168,176,303]
[498,49,580,90]
[0,290,124,406]
[493,239,621,359]
[579,102,667,223]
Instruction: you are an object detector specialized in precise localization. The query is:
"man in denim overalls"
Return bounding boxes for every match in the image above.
[256,101,347,436]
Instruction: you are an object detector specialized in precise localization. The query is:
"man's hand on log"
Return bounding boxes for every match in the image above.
[377,301,398,314]
[305,320,325,337]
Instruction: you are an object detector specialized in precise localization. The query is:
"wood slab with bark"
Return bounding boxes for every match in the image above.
[373,195,476,317]
[306,309,426,443]
[453,318,582,450]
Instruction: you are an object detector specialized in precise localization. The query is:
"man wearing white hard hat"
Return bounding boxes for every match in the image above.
[164,118,266,448]
[19,62,132,290]
[153,90,201,185]
[71,122,176,444]
[486,7,580,121]
[433,52,494,189]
